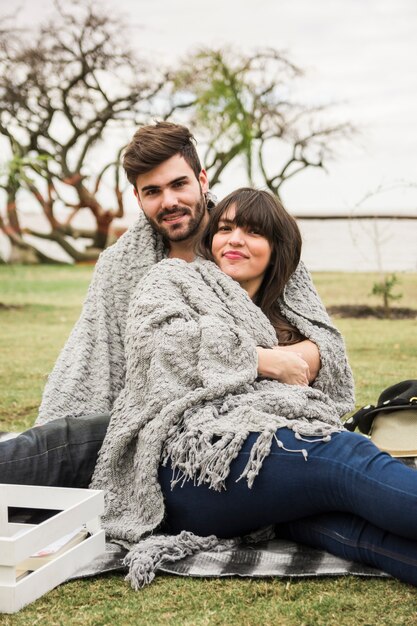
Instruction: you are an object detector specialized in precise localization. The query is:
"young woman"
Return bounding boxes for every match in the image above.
[90,188,417,589]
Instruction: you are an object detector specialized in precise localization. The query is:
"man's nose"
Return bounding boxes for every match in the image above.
[161,188,178,209]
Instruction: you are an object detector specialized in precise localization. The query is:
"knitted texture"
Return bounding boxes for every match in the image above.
[90,257,355,589]
[37,213,353,427]
[37,213,165,424]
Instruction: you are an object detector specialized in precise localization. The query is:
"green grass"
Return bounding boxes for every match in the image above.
[1,265,417,624]
[0,265,92,430]
[312,270,417,309]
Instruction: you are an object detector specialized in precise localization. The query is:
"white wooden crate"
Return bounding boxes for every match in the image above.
[0,484,105,614]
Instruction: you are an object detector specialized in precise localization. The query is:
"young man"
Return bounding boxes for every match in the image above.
[36,122,213,428]
[1,121,315,487]
[1,122,214,487]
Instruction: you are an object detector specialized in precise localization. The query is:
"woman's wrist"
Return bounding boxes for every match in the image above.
[256,346,310,385]
[256,347,282,379]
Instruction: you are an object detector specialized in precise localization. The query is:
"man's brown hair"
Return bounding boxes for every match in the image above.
[122,121,202,187]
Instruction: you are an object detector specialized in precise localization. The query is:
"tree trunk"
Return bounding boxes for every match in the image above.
[6,189,21,234]
[92,212,113,250]
[1,213,64,264]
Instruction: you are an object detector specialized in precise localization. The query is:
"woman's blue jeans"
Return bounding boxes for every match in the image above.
[3,418,417,585]
[159,428,417,586]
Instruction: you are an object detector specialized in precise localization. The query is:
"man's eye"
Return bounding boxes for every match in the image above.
[173,181,186,188]
[145,189,158,196]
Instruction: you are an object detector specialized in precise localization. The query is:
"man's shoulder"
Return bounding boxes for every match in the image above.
[95,215,162,273]
[282,260,332,325]
[98,218,145,262]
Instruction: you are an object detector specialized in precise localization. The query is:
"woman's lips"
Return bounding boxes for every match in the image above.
[223,251,248,259]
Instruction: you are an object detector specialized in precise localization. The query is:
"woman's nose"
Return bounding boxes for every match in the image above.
[228,228,245,246]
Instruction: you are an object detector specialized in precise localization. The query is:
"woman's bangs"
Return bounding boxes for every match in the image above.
[233,198,275,240]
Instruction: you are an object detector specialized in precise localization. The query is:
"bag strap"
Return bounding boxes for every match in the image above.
[344,404,375,433]
[344,397,417,434]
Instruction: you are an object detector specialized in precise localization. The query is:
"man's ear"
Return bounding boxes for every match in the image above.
[199,168,209,194]
[133,186,143,209]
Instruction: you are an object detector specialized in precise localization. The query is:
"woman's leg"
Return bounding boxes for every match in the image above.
[160,429,417,585]
[278,512,417,586]
[161,428,417,538]
[0,414,110,487]
[159,427,417,584]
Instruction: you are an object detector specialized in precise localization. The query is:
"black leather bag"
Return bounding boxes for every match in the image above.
[344,380,417,457]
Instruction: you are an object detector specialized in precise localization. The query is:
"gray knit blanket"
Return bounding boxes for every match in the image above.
[36,213,166,425]
[89,257,354,589]
[36,212,353,427]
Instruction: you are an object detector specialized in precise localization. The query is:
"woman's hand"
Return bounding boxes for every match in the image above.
[256,340,321,385]
[256,347,310,386]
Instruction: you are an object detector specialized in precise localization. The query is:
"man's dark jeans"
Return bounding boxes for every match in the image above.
[0,414,110,487]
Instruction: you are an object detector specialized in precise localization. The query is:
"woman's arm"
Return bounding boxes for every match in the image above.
[256,340,321,386]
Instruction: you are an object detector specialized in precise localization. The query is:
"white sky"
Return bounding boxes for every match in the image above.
[9,0,417,213]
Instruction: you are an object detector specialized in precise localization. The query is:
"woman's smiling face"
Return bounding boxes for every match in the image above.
[211,205,272,299]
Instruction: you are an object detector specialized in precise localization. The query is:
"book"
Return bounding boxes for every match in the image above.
[15,528,89,579]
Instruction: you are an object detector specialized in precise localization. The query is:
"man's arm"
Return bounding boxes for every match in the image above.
[36,250,125,424]
[36,215,165,425]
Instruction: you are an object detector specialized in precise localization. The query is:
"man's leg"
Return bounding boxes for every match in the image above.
[0,414,110,487]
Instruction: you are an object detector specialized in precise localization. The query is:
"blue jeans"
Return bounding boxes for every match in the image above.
[159,428,417,586]
[2,418,417,585]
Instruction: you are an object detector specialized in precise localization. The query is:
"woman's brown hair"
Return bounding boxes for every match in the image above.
[199,188,304,345]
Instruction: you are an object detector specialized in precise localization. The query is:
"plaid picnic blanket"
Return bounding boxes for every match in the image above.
[8,504,391,582]
[7,496,389,582]
[71,538,388,581]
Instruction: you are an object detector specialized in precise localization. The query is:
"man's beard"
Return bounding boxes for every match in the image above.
[147,193,206,243]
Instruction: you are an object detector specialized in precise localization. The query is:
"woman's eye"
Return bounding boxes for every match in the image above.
[217,225,231,232]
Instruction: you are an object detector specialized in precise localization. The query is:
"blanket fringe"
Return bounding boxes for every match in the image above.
[123,531,221,590]
[165,426,336,490]
[164,429,248,491]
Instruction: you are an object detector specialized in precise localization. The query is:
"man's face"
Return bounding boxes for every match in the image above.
[134,154,209,243]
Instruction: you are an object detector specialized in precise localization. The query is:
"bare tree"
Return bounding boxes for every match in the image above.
[169,47,354,195]
[0,1,163,262]
[1,21,355,264]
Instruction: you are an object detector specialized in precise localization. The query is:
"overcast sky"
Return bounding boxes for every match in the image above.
[11,0,417,213]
